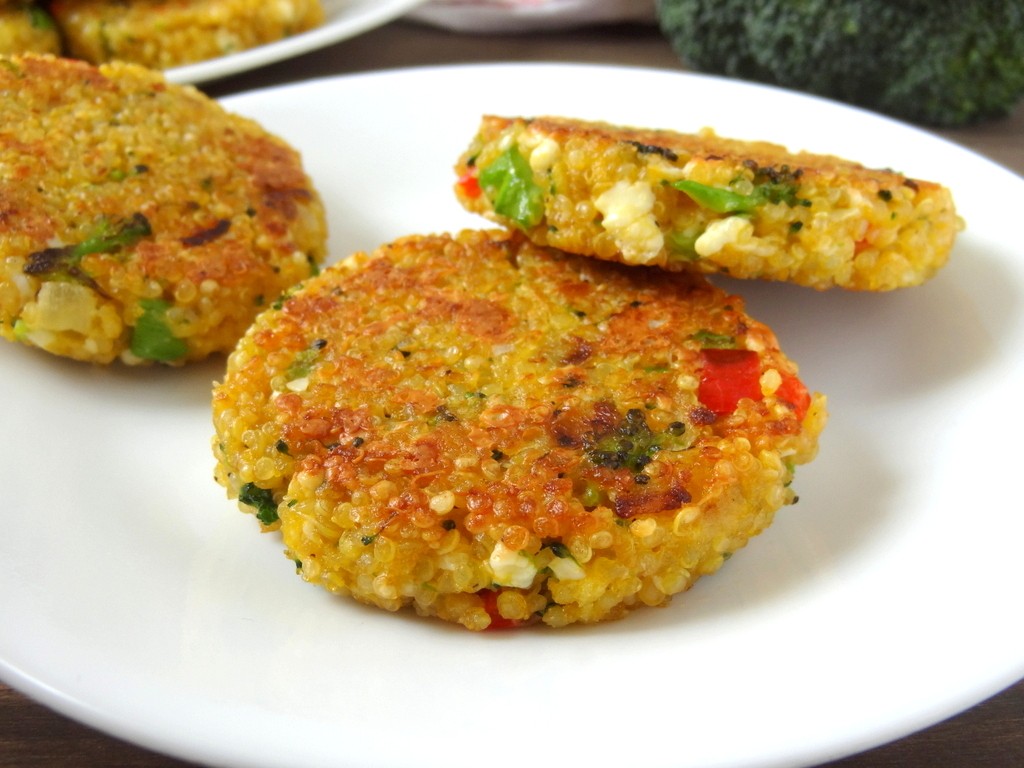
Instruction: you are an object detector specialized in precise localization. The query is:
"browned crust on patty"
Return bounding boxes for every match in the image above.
[213,229,827,629]
[0,54,327,364]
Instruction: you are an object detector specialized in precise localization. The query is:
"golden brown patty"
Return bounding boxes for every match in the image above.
[212,229,826,630]
[0,54,327,365]
[455,115,961,291]
[49,0,325,69]
[0,4,61,55]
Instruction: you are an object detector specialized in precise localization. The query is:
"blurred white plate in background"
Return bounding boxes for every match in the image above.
[165,0,427,84]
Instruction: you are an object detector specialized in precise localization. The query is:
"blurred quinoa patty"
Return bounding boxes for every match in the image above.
[49,0,325,69]
[0,54,327,365]
[0,3,61,56]
[455,115,961,291]
[212,229,826,630]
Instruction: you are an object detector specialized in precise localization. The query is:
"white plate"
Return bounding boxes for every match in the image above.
[163,0,427,85]
[2,64,1023,768]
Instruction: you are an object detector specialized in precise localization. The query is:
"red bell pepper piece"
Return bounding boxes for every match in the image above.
[775,373,811,421]
[698,348,762,416]
[457,168,482,199]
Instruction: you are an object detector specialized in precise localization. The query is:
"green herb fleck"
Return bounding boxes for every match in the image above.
[673,172,809,215]
[73,212,151,258]
[666,227,703,261]
[577,481,605,508]
[690,329,736,348]
[239,482,279,525]
[478,146,545,229]
[586,409,662,473]
[12,318,29,340]
[29,6,56,30]
[130,299,188,362]
[548,542,572,559]
[286,338,327,381]
[306,253,320,276]
[24,213,151,279]
[673,180,761,214]
[584,408,693,475]
[270,280,301,311]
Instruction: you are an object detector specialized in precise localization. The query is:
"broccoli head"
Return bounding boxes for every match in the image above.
[656,0,1024,127]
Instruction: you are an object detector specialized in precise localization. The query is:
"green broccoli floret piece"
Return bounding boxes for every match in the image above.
[656,0,1024,127]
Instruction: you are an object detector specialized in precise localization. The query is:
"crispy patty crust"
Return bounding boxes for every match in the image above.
[49,0,325,69]
[0,54,327,365]
[455,115,961,291]
[212,229,826,630]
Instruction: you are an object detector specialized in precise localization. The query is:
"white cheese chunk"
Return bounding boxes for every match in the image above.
[488,541,537,588]
[548,553,585,581]
[595,180,664,264]
[694,216,753,257]
[528,137,560,173]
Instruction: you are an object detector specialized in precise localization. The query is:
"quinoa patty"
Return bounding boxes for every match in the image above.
[0,54,327,365]
[0,4,61,56]
[455,115,961,291]
[49,0,325,70]
[212,229,826,630]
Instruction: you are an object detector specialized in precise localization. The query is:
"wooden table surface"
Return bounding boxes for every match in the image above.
[2,17,1022,768]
